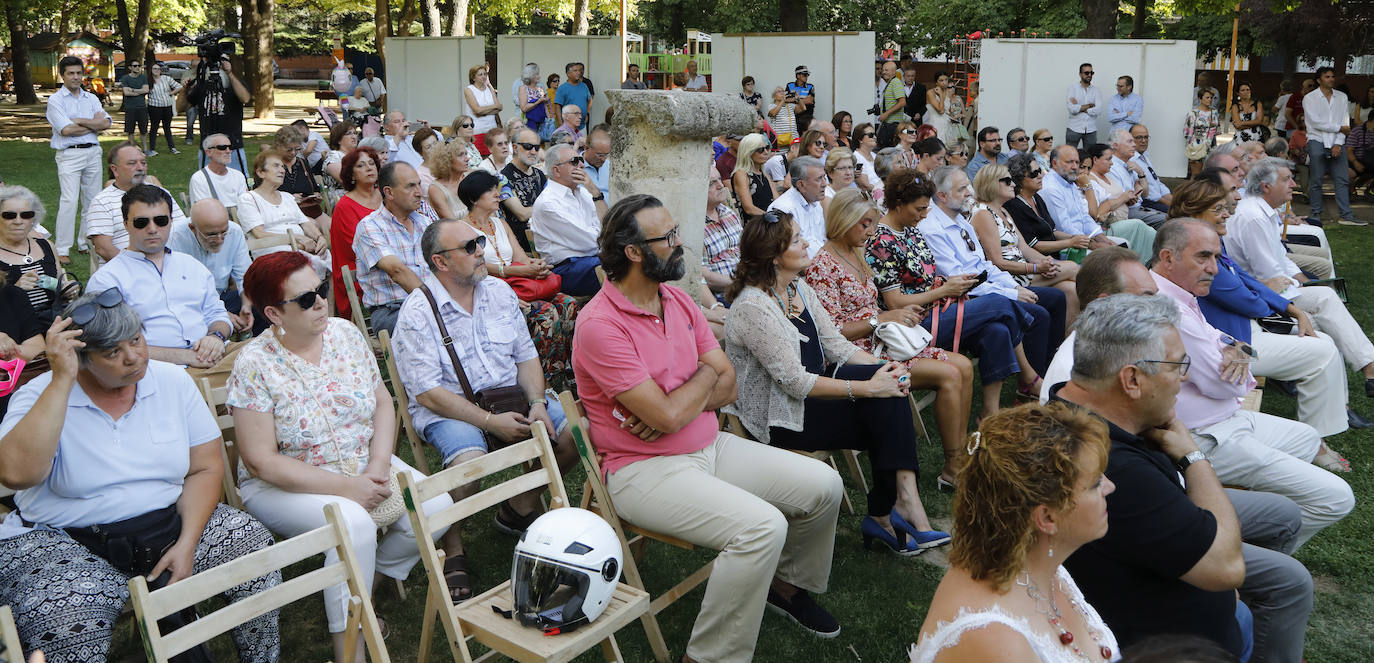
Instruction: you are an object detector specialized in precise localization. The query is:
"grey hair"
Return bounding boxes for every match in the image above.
[420,218,460,271]
[545,143,575,172]
[560,103,582,119]
[787,155,823,183]
[358,136,388,156]
[549,129,575,146]
[521,63,540,84]
[0,185,47,231]
[1151,218,1211,264]
[1244,157,1294,196]
[62,290,144,361]
[1263,137,1288,157]
[930,165,964,195]
[873,147,905,181]
[1109,128,1133,148]
[1070,293,1181,383]
[200,133,230,152]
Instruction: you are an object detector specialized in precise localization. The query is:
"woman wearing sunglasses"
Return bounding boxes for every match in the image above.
[226,251,453,663]
[1004,153,1093,258]
[0,186,77,323]
[1030,128,1055,172]
[449,114,483,169]
[0,291,283,663]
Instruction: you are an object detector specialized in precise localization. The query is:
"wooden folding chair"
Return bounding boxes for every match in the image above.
[197,378,245,511]
[244,228,300,259]
[399,421,649,663]
[341,265,377,344]
[128,502,391,663]
[719,411,860,515]
[0,605,21,663]
[559,391,713,663]
[379,329,432,475]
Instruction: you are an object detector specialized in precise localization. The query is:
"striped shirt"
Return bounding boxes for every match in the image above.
[148,75,181,108]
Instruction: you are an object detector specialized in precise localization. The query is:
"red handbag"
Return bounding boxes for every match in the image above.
[502,262,562,302]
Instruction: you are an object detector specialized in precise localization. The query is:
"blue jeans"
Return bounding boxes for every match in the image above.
[923,295,1037,383]
[423,396,567,466]
[220,288,242,314]
[1306,140,1353,220]
[552,255,603,296]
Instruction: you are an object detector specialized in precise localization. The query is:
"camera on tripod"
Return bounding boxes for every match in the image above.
[191,28,240,73]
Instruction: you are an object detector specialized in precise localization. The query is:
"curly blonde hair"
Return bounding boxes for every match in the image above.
[948,402,1110,591]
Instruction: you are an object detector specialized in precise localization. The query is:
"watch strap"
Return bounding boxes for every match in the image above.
[1176,450,1208,473]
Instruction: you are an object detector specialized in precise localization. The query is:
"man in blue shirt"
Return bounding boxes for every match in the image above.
[1039,145,1117,245]
[786,65,817,132]
[1108,76,1144,136]
[554,62,593,131]
[170,199,253,333]
[1106,129,1167,227]
[965,126,1009,179]
[580,125,611,199]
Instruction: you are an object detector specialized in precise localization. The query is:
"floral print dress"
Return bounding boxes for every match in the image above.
[1184,108,1220,159]
[865,222,946,299]
[805,248,948,363]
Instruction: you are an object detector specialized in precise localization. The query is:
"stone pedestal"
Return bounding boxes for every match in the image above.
[605,89,756,302]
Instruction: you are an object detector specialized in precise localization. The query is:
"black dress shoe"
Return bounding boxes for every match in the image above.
[1348,409,1374,429]
[1365,377,1374,399]
[1271,379,1299,398]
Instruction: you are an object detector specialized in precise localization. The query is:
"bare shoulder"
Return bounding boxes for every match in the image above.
[930,621,1040,663]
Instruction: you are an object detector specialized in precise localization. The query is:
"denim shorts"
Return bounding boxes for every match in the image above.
[423,395,567,466]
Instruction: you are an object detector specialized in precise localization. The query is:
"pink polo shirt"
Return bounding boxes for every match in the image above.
[1151,271,1253,430]
[572,281,721,476]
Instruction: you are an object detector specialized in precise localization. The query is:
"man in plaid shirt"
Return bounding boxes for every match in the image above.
[703,167,743,295]
[352,161,432,333]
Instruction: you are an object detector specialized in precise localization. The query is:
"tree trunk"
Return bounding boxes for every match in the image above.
[2,0,37,104]
[57,0,71,46]
[131,0,150,67]
[421,0,439,36]
[779,0,807,32]
[1129,0,1150,38]
[1079,0,1118,38]
[240,0,275,118]
[572,0,589,35]
[449,0,468,36]
[114,0,132,54]
[397,0,416,37]
[222,0,238,31]
[376,0,391,54]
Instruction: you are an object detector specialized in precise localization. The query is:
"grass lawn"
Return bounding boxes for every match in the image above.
[2,107,1373,661]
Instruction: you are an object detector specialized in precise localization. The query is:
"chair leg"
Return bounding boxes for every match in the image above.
[826,455,856,515]
[600,635,624,662]
[418,588,438,663]
[394,577,407,601]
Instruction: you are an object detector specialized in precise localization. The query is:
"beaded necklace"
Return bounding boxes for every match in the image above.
[1017,570,1113,661]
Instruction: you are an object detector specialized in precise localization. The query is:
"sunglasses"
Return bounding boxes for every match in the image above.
[459,123,474,129]
[435,234,488,257]
[209,144,233,151]
[71,287,123,326]
[862,132,876,138]
[1036,136,1053,142]
[277,281,330,309]
[1010,136,1029,142]
[130,215,171,229]
[561,156,585,167]
[958,227,978,253]
[514,141,539,151]
[901,129,917,135]
[1028,169,1044,178]
[999,177,1015,185]
[1,210,36,220]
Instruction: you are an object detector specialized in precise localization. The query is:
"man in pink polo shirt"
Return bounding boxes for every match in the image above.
[572,194,843,663]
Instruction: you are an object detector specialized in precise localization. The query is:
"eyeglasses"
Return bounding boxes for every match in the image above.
[958,227,977,252]
[1082,71,1095,76]
[981,138,1003,144]
[1133,134,1151,140]
[459,122,474,129]
[560,156,585,167]
[514,141,539,151]
[1135,356,1191,377]
[833,165,855,173]
[277,281,330,309]
[1010,136,1028,143]
[434,235,488,257]
[209,144,233,151]
[1028,168,1044,178]
[71,287,123,326]
[762,211,783,224]
[641,226,682,248]
[196,227,229,239]
[130,215,171,229]
[862,132,876,138]
[1,210,36,220]
[999,177,1015,185]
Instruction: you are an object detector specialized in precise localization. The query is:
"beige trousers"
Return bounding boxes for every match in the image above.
[608,431,843,663]
[1291,284,1374,372]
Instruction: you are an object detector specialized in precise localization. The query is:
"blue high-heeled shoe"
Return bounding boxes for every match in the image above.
[861,516,923,556]
[890,510,951,549]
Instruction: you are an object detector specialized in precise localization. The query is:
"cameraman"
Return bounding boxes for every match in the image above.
[187,52,251,175]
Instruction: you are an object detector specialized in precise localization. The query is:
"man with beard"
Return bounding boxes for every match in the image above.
[500,127,548,252]
[389,217,580,603]
[530,143,608,296]
[572,194,843,663]
[86,141,187,268]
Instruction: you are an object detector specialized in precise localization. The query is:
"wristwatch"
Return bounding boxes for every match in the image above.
[867,316,880,331]
[209,330,228,343]
[1175,450,1209,473]
[591,193,605,202]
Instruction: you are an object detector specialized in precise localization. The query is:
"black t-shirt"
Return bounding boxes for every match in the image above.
[1052,387,1243,658]
[906,82,928,120]
[501,162,547,210]
[0,284,44,419]
[191,72,245,148]
[1006,194,1058,248]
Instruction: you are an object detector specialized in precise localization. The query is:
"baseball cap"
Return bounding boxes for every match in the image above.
[795,65,810,76]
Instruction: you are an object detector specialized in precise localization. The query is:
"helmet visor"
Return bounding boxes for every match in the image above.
[512,553,591,631]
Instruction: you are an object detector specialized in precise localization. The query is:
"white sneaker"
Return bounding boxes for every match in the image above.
[146,150,159,157]
[170,147,181,155]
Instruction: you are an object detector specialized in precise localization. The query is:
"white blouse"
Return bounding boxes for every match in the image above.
[465,214,517,268]
[237,190,310,237]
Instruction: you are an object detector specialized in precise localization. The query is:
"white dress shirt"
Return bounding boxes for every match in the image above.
[1302,88,1349,148]
[1130,150,1171,202]
[530,180,601,265]
[1065,83,1102,133]
[86,249,231,349]
[46,86,106,149]
[767,187,825,258]
[917,204,1019,299]
[1224,196,1302,281]
[188,166,249,209]
[1038,170,1103,237]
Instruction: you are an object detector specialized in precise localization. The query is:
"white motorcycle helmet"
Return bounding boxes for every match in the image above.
[511,507,622,634]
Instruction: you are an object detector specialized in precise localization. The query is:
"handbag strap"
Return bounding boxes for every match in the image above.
[418,283,478,402]
[200,167,219,202]
[929,296,967,355]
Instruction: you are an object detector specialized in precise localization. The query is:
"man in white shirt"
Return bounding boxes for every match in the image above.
[530,144,608,296]
[683,59,709,92]
[355,67,387,109]
[47,55,110,263]
[1273,80,1294,136]
[87,142,188,267]
[1302,67,1362,226]
[1106,129,1166,227]
[188,133,249,212]
[1065,63,1101,148]
[292,118,328,171]
[767,156,826,258]
[384,111,420,166]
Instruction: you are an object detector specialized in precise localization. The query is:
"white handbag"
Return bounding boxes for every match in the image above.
[872,320,933,361]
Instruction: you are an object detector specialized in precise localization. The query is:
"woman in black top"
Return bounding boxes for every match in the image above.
[0,279,45,419]
[274,125,320,198]
[0,186,76,324]
[1004,154,1092,257]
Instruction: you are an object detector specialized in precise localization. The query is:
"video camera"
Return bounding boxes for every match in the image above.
[191,29,240,73]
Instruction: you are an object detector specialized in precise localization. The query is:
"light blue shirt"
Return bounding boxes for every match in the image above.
[1039,170,1103,237]
[965,150,1009,180]
[583,158,611,199]
[1107,156,1144,211]
[86,249,231,349]
[168,222,251,294]
[1130,150,1171,202]
[2,360,219,528]
[1108,93,1143,135]
[917,204,1019,299]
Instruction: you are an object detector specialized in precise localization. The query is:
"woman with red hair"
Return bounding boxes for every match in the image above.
[329,146,382,319]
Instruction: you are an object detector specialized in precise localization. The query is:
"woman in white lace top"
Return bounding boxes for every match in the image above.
[911,402,1121,663]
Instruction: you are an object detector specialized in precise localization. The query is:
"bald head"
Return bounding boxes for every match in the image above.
[189,199,231,252]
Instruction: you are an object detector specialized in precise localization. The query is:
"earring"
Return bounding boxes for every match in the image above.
[1047,533,1055,559]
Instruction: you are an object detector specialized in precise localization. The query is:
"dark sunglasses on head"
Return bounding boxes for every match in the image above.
[277,281,330,310]
[435,234,488,257]
[1,210,36,220]
[130,215,171,230]
[71,287,123,326]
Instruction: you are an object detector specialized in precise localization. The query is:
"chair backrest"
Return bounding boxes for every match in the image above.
[378,329,431,475]
[198,377,244,511]
[128,502,390,663]
[244,228,300,259]
[556,390,609,499]
[0,605,21,663]
[524,229,539,258]
[341,265,372,339]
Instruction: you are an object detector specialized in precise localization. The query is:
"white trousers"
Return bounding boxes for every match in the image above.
[1290,284,1374,372]
[52,146,102,256]
[241,455,452,632]
[1193,410,1354,548]
[1249,323,1348,437]
[1284,225,1334,278]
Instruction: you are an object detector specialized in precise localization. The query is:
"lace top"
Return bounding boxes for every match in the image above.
[910,567,1121,663]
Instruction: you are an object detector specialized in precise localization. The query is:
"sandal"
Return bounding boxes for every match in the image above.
[1016,376,1043,401]
[375,614,390,640]
[442,555,477,604]
[493,503,541,538]
[1314,447,1352,473]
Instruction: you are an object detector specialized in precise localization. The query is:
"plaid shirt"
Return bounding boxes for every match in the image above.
[703,204,743,277]
[352,205,432,308]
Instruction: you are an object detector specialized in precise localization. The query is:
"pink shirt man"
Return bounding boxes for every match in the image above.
[572,281,721,475]
[1152,271,1255,429]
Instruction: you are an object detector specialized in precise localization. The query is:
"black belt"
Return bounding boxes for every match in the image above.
[63,143,98,150]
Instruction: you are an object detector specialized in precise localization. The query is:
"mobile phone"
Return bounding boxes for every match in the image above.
[974,269,988,285]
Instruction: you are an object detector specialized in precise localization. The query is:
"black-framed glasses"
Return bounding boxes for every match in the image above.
[276,280,330,309]
[208,144,233,151]
[1135,356,1191,377]
[641,226,681,248]
[901,129,917,135]
[1082,71,1095,76]
[71,287,123,326]
[1,210,36,220]
[435,235,488,257]
[561,156,584,167]
[999,177,1015,186]
[1036,136,1053,143]
[1028,168,1044,178]
[862,132,876,138]
[981,137,1003,144]
[514,141,539,151]
[130,215,171,229]
[1010,136,1029,143]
